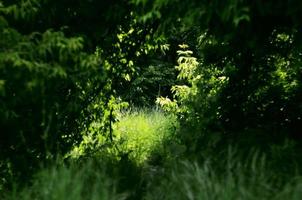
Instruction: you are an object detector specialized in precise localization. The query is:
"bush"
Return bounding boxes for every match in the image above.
[70,108,179,165]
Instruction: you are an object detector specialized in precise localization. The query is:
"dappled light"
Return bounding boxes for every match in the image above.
[1,0,302,199]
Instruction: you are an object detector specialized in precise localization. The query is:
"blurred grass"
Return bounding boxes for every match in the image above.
[7,147,302,200]
[5,160,127,200]
[145,147,302,200]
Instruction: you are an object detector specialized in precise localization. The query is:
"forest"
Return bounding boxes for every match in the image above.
[1,0,302,199]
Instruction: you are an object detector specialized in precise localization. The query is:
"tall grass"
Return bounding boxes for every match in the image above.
[6,148,302,200]
[5,160,127,200]
[3,109,178,200]
[5,109,302,200]
[113,108,178,164]
[145,147,302,200]
[69,108,179,164]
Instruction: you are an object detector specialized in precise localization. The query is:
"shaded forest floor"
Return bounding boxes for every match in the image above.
[3,109,302,200]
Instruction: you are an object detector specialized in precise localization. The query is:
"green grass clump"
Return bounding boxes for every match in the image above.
[113,108,178,164]
[145,147,302,200]
[5,160,127,200]
[69,108,178,165]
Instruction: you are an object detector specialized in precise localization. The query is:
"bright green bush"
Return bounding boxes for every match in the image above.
[113,108,179,164]
[70,109,179,165]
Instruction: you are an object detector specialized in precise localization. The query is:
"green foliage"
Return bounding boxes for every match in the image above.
[146,149,302,200]
[2,0,302,198]
[4,161,127,200]
[148,0,302,142]
[0,0,178,188]
[113,109,179,164]
[157,44,228,148]
[5,143,302,200]
[69,109,179,165]
[0,2,106,185]
[1,0,132,48]
[101,18,176,106]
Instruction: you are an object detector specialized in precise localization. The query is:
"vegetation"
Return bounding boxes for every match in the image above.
[69,109,178,164]
[1,0,302,199]
[5,161,127,200]
[146,152,302,200]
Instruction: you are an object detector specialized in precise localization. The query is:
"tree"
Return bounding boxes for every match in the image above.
[0,1,112,184]
[0,0,177,186]
[148,0,302,142]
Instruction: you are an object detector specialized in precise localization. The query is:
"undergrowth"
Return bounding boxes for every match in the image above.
[4,109,302,200]
[69,108,179,165]
[5,160,127,200]
[145,146,302,200]
[113,108,179,164]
